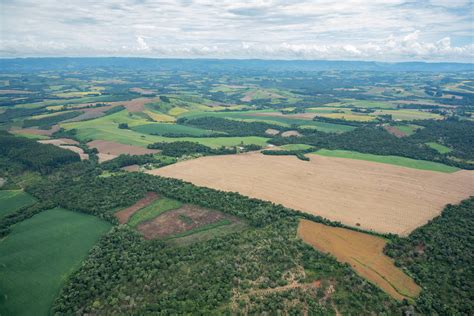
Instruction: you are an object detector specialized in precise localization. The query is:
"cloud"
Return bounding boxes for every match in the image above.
[0,0,473,61]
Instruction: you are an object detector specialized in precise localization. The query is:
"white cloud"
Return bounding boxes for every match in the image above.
[0,0,473,61]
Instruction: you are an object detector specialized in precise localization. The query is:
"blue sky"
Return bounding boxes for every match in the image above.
[1,0,473,61]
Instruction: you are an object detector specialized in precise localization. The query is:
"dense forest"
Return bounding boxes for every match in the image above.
[386,198,474,315]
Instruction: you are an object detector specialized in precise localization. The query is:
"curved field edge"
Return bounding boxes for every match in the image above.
[0,208,111,316]
[0,190,37,219]
[127,197,182,227]
[312,149,459,173]
[297,219,421,301]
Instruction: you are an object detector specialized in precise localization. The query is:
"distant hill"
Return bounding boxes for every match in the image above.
[1,57,473,73]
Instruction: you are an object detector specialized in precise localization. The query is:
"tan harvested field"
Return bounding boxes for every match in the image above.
[281,130,302,137]
[87,140,159,157]
[137,205,228,239]
[115,192,159,224]
[298,219,421,301]
[108,97,160,112]
[38,138,88,160]
[148,153,474,235]
[265,128,280,135]
[97,153,117,163]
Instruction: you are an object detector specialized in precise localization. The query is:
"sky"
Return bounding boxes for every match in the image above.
[1,0,473,62]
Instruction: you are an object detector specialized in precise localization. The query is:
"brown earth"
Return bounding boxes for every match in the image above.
[115,192,159,224]
[148,152,474,235]
[137,205,227,239]
[38,138,88,160]
[281,130,301,137]
[108,97,160,112]
[265,128,280,136]
[298,219,421,301]
[11,124,60,136]
[87,140,159,157]
[384,126,407,137]
[122,164,140,172]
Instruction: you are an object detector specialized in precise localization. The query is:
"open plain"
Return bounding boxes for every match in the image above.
[149,152,474,235]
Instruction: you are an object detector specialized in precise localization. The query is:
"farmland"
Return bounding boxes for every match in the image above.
[298,219,421,301]
[0,208,111,316]
[149,152,474,235]
[0,58,473,315]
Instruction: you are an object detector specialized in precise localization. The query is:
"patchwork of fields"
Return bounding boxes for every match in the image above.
[149,152,474,235]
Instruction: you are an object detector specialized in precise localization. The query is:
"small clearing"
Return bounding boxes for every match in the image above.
[298,219,421,301]
[115,192,159,224]
[384,125,406,137]
[265,128,280,136]
[137,205,233,240]
[281,130,301,137]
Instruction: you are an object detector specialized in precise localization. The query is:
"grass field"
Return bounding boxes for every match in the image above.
[128,197,182,227]
[62,110,269,148]
[0,208,111,316]
[392,124,421,136]
[131,123,217,136]
[324,100,395,109]
[278,144,313,151]
[373,109,442,121]
[313,149,459,173]
[426,142,452,154]
[298,219,421,301]
[0,190,36,219]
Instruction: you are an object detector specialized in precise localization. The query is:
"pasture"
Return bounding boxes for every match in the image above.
[131,122,217,136]
[298,219,421,301]
[426,142,452,154]
[0,208,111,316]
[0,190,36,219]
[312,149,459,173]
[148,152,474,235]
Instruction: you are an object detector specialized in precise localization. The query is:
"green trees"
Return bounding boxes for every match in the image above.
[385,198,474,315]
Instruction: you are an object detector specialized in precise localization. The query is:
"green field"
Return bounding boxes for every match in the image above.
[373,109,442,121]
[127,197,182,227]
[426,142,452,154]
[131,122,218,136]
[0,190,36,219]
[324,100,395,109]
[181,110,355,133]
[278,144,313,151]
[393,124,421,136]
[312,149,459,173]
[0,208,111,316]
[62,110,269,148]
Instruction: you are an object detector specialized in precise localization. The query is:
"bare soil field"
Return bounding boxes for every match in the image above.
[108,97,160,112]
[137,205,228,239]
[148,153,474,235]
[11,124,60,136]
[115,192,159,224]
[87,140,159,157]
[384,126,406,137]
[298,219,421,301]
[38,138,88,160]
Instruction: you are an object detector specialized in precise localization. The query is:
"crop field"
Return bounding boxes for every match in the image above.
[372,109,442,121]
[0,208,111,316]
[128,197,182,227]
[131,122,217,136]
[312,149,459,172]
[87,140,159,156]
[298,219,421,301]
[0,190,36,219]
[149,152,474,235]
[38,138,89,160]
